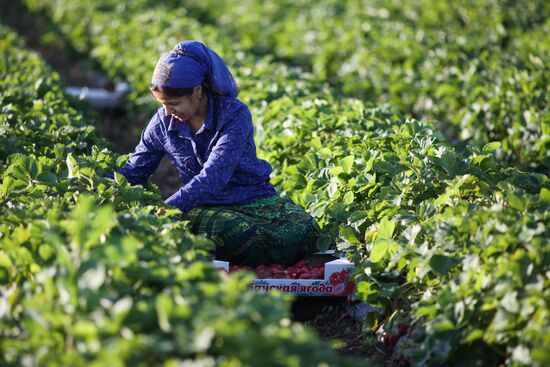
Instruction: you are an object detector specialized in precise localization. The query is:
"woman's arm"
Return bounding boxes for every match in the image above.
[164,106,252,212]
[116,112,166,185]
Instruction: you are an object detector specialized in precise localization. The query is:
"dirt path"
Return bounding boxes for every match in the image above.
[292,297,387,365]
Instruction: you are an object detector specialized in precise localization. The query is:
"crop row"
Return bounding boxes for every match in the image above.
[158,0,550,172]
[12,2,550,365]
[25,0,550,171]
[0,24,356,366]
[259,95,550,366]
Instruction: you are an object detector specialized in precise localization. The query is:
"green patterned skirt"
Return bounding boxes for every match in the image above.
[182,195,321,267]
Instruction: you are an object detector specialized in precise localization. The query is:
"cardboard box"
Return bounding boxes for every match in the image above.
[213,251,354,297]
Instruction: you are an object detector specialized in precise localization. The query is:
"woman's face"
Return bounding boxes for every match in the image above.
[152,86,202,121]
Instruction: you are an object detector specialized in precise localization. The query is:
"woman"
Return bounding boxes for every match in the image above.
[115,40,320,267]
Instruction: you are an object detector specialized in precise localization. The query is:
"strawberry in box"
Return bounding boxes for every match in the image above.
[215,252,355,297]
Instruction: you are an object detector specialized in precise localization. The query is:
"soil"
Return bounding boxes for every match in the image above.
[291,297,388,364]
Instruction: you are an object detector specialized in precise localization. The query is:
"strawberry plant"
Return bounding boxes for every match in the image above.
[257,93,550,365]
[0,24,359,367]
[34,0,549,170]
[6,1,550,364]
[179,0,550,171]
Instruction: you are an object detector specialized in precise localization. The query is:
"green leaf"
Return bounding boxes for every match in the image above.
[78,264,106,291]
[340,155,354,174]
[316,234,332,251]
[329,166,344,176]
[377,216,396,239]
[37,171,58,184]
[339,226,361,244]
[439,151,467,178]
[0,268,9,285]
[356,281,376,298]
[54,143,65,160]
[416,305,437,318]
[482,141,501,153]
[540,187,550,201]
[74,320,98,339]
[83,205,116,250]
[0,252,13,268]
[500,291,519,314]
[38,245,55,262]
[114,172,127,184]
[464,329,484,343]
[343,191,355,205]
[327,182,338,198]
[156,293,173,332]
[66,153,77,178]
[42,229,73,272]
[491,309,514,331]
[429,254,455,275]
[508,193,526,211]
[1,176,16,196]
[316,148,333,159]
[433,319,455,332]
[68,196,95,249]
[4,154,38,182]
[370,238,391,262]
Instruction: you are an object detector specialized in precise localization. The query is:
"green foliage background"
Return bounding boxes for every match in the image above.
[0,25,357,367]
[1,1,550,366]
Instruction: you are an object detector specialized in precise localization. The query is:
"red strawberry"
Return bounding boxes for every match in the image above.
[387,334,398,346]
[381,332,390,347]
[256,265,273,278]
[299,273,312,279]
[311,269,323,279]
[269,264,282,272]
[344,281,356,294]
[329,272,341,285]
[339,270,349,279]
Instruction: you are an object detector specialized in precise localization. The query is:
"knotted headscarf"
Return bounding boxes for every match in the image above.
[151,40,239,97]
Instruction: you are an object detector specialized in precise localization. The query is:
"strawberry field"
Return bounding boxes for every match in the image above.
[1,1,550,366]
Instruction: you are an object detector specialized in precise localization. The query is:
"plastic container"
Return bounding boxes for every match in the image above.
[65,82,130,108]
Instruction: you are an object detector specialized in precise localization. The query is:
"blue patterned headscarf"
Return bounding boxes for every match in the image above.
[151,41,239,97]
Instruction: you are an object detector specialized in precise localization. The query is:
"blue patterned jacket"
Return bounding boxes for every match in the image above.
[117,94,277,212]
